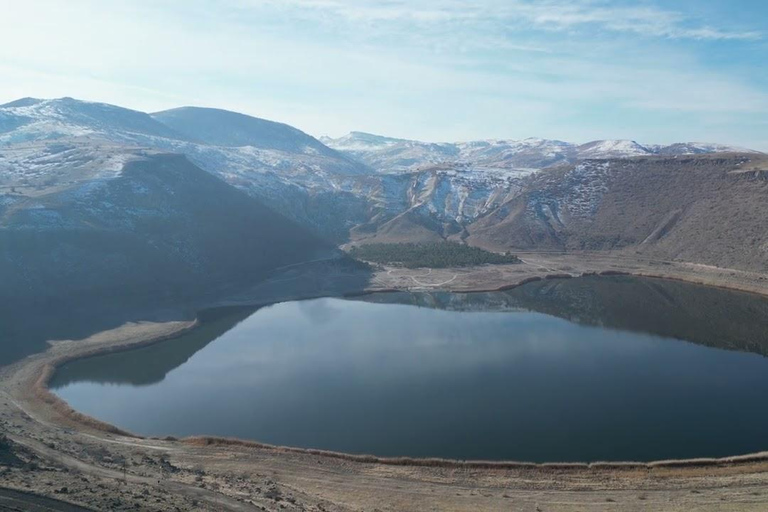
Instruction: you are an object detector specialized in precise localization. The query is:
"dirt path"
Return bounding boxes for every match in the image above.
[7,435,263,512]
[385,268,460,287]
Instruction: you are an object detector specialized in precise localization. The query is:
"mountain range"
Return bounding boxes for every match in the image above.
[320,131,754,171]
[1,96,767,310]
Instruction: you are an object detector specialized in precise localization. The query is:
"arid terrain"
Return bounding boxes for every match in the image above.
[4,253,768,511]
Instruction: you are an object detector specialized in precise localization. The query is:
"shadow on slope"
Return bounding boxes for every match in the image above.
[0,153,373,366]
[49,306,258,388]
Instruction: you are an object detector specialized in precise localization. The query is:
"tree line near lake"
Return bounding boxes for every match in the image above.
[348,242,520,268]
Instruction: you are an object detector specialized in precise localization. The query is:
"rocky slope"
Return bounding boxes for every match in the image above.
[319,133,764,249]
[463,154,768,271]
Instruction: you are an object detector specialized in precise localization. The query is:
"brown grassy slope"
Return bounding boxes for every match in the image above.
[361,208,454,244]
[465,153,768,271]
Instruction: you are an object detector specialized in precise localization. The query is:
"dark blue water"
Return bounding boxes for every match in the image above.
[50,277,768,462]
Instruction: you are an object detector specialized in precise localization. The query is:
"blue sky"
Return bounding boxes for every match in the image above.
[1,0,766,149]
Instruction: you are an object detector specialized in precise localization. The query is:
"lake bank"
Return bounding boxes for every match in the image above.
[5,253,768,511]
[49,280,768,462]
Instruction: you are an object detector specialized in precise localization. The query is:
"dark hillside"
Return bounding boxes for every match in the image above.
[0,153,335,305]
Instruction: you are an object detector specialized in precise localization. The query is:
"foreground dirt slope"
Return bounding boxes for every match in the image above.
[3,254,768,511]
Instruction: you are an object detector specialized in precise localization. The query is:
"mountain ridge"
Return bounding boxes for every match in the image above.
[321,131,761,172]
[2,96,766,272]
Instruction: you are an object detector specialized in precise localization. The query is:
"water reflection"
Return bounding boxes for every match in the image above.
[362,276,768,355]
[52,307,256,387]
[50,276,768,462]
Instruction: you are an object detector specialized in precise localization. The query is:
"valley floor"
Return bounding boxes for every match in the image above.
[2,253,768,511]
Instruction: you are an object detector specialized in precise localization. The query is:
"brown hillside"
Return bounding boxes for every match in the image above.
[464,153,768,271]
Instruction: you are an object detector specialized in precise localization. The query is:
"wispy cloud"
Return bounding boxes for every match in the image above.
[0,0,766,150]
[246,0,762,41]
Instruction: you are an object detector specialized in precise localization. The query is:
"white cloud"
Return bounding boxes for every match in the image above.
[242,0,762,41]
[0,0,765,150]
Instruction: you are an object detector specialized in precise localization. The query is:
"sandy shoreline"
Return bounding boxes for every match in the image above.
[5,252,768,511]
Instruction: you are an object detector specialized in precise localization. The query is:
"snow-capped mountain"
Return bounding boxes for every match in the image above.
[456,138,576,169]
[1,97,763,246]
[0,98,372,238]
[576,140,650,159]
[0,98,364,175]
[652,142,758,155]
[0,97,184,144]
[320,132,458,172]
[153,107,344,157]
[321,132,758,172]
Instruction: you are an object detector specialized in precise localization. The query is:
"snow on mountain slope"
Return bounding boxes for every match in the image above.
[653,142,761,155]
[1,97,762,245]
[0,98,369,227]
[463,153,768,273]
[320,131,458,172]
[0,98,377,241]
[323,132,758,173]
[0,97,185,144]
[319,131,406,152]
[152,107,348,160]
[528,161,614,222]
[456,138,576,169]
[0,142,140,197]
[0,98,365,179]
[576,140,651,158]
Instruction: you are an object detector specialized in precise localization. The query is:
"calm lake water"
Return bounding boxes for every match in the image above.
[51,276,768,462]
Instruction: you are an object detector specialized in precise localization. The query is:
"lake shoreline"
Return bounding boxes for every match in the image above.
[5,253,768,510]
[18,255,768,469]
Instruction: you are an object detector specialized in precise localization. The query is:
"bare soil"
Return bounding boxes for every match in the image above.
[3,253,768,511]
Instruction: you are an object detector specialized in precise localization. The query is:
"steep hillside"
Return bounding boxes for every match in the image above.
[0,98,371,241]
[464,154,768,271]
[0,152,335,305]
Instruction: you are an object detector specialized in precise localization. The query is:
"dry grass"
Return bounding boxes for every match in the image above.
[182,436,768,472]
[466,154,768,273]
[32,363,134,436]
